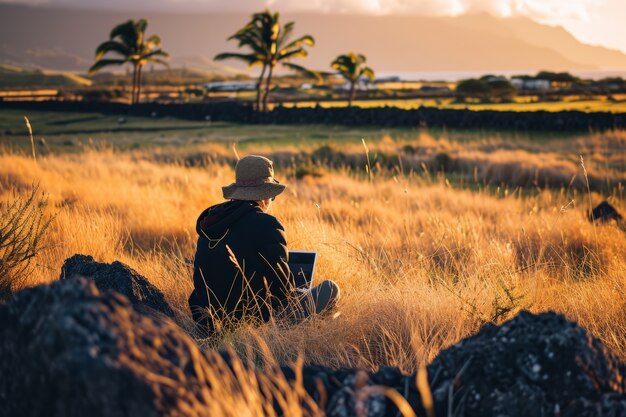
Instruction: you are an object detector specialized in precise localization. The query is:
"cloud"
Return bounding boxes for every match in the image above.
[0,0,595,22]
[470,0,588,20]
[242,0,592,21]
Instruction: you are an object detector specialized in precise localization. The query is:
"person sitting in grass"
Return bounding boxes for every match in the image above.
[189,155,340,335]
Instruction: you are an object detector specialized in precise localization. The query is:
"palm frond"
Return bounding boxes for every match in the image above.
[145,34,161,47]
[109,20,138,50]
[88,58,127,75]
[354,54,367,66]
[214,52,260,66]
[277,21,295,46]
[278,48,308,62]
[109,20,134,39]
[95,40,130,60]
[282,35,315,52]
[360,67,376,81]
[141,49,170,61]
[136,19,148,33]
[282,63,322,81]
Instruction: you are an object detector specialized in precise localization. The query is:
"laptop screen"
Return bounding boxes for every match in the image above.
[288,251,317,289]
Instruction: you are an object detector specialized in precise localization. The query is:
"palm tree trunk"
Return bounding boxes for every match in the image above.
[131,64,138,105]
[262,63,274,112]
[255,64,267,112]
[136,64,143,104]
[349,80,356,107]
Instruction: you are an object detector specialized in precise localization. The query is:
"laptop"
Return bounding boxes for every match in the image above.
[288,251,317,290]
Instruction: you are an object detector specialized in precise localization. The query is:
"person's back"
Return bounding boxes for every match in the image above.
[189,199,292,333]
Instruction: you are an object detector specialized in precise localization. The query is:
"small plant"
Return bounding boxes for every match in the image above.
[443,276,532,327]
[488,278,531,324]
[0,186,53,301]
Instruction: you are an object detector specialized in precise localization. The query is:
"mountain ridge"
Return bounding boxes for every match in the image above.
[1,4,625,73]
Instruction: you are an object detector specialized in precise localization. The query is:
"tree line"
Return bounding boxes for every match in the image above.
[88,10,375,110]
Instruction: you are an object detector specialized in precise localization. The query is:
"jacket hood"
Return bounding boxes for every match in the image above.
[196,200,261,237]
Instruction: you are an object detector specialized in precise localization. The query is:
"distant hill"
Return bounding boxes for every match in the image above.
[91,67,249,85]
[0,63,247,89]
[2,4,626,73]
[0,64,92,88]
[449,14,626,71]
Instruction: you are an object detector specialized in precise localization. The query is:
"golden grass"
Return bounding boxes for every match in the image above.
[142,129,626,189]
[0,138,625,376]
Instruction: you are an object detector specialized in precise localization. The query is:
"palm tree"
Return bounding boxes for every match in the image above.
[214,12,270,111]
[215,10,316,112]
[88,19,169,105]
[331,53,375,107]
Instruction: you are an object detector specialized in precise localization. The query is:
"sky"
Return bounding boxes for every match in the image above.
[4,0,626,53]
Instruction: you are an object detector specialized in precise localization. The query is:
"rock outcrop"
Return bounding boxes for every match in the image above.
[0,277,213,417]
[425,311,626,417]
[288,313,626,417]
[60,254,175,319]
[1,272,625,417]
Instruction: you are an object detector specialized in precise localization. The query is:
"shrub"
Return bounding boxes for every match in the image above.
[311,145,346,167]
[431,152,452,172]
[0,186,53,301]
[294,164,325,179]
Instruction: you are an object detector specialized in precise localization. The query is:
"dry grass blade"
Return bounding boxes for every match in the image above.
[416,366,435,417]
[356,384,418,417]
[362,138,373,182]
[24,116,37,164]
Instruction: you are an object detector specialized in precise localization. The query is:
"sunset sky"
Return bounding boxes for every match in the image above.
[4,0,625,54]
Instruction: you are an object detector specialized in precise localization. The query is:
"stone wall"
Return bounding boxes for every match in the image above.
[2,100,625,131]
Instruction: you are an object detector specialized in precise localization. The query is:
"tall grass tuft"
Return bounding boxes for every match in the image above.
[0,186,52,300]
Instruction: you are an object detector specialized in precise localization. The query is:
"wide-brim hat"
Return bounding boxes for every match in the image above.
[222,155,286,201]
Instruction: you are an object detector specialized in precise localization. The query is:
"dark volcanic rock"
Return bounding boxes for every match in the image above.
[281,364,425,417]
[0,278,214,417]
[590,201,624,223]
[283,312,626,417]
[426,311,626,417]
[60,254,175,319]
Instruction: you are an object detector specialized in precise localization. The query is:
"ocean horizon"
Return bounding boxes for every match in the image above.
[377,69,626,82]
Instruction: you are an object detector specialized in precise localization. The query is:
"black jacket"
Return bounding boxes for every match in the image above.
[188,200,293,334]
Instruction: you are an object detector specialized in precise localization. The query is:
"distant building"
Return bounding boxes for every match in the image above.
[334,78,377,91]
[482,76,508,83]
[510,78,524,89]
[511,78,551,91]
[204,81,257,92]
[374,76,401,83]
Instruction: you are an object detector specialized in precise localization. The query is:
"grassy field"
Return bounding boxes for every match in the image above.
[0,108,586,153]
[1,108,625,371]
[2,109,623,191]
[1,109,431,152]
